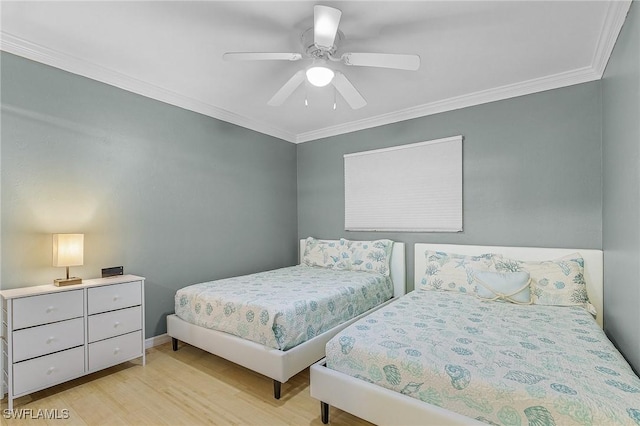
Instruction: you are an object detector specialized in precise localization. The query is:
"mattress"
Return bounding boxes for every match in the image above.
[175,265,393,350]
[326,290,640,426]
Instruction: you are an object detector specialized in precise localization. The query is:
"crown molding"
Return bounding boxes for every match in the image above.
[591,0,632,77]
[0,32,298,143]
[295,1,631,144]
[295,66,601,143]
[1,0,630,145]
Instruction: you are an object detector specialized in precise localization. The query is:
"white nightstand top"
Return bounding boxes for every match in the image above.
[0,274,145,300]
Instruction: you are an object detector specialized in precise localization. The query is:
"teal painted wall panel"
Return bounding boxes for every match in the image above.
[297,82,603,291]
[602,2,640,373]
[1,53,298,337]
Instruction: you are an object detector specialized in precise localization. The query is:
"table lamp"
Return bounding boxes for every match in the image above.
[53,233,84,286]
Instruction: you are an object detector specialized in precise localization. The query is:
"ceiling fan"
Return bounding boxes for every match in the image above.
[223,5,421,110]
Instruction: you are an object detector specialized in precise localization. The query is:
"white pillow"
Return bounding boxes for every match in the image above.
[474,271,531,304]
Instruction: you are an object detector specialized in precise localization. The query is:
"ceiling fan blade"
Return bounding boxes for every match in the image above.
[342,53,421,71]
[267,70,306,106]
[223,52,302,61]
[331,72,367,110]
[314,5,342,49]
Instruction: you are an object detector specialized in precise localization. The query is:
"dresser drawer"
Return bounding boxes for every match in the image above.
[88,281,141,315]
[88,306,141,343]
[12,290,83,329]
[88,331,142,372]
[13,346,84,396]
[13,317,84,362]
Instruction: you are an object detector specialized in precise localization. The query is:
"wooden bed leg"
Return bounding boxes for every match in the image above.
[321,401,329,424]
[273,380,282,399]
[172,337,178,351]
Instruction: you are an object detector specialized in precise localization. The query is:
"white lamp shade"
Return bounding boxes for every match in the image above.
[52,234,84,267]
[306,66,335,87]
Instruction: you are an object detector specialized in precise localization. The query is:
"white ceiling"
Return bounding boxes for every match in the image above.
[0,1,631,143]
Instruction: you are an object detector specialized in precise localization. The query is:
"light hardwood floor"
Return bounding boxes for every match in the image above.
[1,342,372,425]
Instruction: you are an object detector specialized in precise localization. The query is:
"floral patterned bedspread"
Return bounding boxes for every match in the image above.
[326,290,640,425]
[175,265,393,350]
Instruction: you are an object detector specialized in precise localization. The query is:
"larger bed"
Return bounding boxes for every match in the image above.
[167,238,405,399]
[311,243,640,425]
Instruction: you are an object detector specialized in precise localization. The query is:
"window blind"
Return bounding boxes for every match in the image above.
[344,135,462,232]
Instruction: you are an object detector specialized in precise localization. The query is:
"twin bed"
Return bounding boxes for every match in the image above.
[311,244,640,425]
[167,237,405,399]
[167,239,640,425]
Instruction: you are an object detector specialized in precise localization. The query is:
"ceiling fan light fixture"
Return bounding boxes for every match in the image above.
[306,66,334,87]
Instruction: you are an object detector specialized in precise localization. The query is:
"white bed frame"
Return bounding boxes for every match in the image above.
[310,243,604,425]
[166,239,405,399]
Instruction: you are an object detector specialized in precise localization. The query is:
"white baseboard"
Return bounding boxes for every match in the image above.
[145,333,171,349]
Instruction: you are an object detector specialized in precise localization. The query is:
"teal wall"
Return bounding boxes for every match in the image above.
[297,82,603,290]
[2,8,639,374]
[602,2,640,373]
[1,53,299,337]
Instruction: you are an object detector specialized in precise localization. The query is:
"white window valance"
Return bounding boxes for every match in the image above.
[344,135,463,232]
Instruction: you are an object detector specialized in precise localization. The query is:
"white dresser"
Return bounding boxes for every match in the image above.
[1,275,145,410]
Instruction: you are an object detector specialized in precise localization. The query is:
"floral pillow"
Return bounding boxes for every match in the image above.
[301,237,344,269]
[492,253,595,312]
[419,250,500,294]
[343,239,394,276]
[302,237,393,276]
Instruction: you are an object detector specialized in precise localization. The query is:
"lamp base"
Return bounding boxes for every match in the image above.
[54,277,83,286]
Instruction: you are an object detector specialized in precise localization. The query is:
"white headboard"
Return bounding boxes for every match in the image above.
[300,239,406,298]
[414,243,604,328]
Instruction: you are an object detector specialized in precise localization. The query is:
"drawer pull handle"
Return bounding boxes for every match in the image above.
[113,295,120,301]
[114,347,120,355]
[46,367,56,375]
[46,336,56,344]
[114,321,121,328]
[46,306,56,313]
